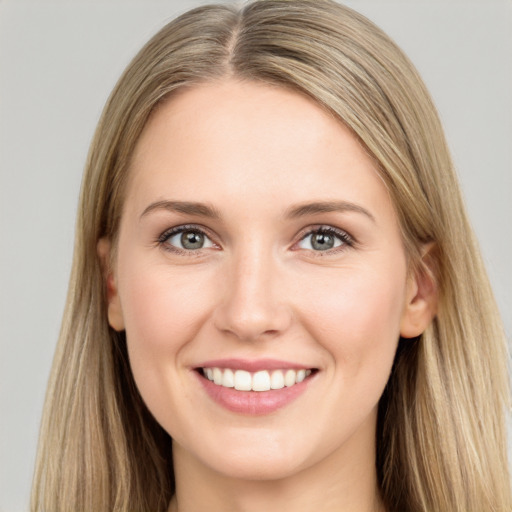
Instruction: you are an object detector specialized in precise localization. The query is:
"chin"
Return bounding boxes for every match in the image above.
[207,452,305,482]
[182,429,318,482]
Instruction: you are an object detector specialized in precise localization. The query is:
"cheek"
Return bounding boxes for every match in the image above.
[117,260,215,393]
[117,259,222,437]
[120,263,211,343]
[300,263,407,378]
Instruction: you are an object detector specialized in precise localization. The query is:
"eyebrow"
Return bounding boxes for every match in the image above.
[285,201,375,222]
[140,200,221,220]
[139,199,375,223]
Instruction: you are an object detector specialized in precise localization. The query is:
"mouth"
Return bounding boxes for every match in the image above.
[198,367,315,392]
[194,359,318,414]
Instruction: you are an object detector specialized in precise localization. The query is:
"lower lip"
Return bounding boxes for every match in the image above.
[196,372,313,415]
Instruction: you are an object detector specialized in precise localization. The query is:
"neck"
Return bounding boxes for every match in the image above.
[168,420,386,512]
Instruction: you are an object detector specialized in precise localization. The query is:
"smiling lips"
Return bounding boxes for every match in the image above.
[196,361,317,414]
[202,367,313,392]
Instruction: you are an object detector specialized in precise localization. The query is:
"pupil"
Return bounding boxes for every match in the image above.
[181,231,204,250]
[312,232,334,251]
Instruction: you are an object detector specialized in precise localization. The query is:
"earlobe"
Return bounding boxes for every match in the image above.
[400,243,438,339]
[97,238,125,332]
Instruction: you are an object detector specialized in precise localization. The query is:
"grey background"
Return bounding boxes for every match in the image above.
[1,1,510,510]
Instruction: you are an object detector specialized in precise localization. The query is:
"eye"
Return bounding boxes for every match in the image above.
[296,226,352,252]
[159,226,215,252]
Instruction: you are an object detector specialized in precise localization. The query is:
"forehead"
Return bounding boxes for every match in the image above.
[125,79,393,223]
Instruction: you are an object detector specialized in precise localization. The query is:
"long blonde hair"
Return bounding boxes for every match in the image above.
[31,1,511,511]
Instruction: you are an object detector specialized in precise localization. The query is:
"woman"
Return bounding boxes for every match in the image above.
[31,1,511,511]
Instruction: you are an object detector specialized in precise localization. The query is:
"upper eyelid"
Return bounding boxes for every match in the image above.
[295,224,354,241]
[159,223,215,240]
[157,223,355,249]
[292,225,356,255]
[157,224,219,255]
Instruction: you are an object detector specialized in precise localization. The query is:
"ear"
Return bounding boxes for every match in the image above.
[400,243,438,339]
[97,238,125,332]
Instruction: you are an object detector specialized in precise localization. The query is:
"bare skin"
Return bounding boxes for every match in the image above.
[100,79,435,512]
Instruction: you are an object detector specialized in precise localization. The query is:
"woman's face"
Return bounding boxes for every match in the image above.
[105,80,424,482]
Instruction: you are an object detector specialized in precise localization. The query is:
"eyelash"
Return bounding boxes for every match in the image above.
[157,224,217,255]
[157,224,355,255]
[294,226,354,255]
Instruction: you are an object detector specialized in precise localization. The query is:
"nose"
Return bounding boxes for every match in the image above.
[213,245,292,342]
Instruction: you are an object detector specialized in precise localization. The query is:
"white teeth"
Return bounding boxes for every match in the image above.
[284,369,296,387]
[234,370,252,391]
[296,369,306,383]
[213,367,223,385]
[202,367,313,391]
[252,370,271,391]
[270,370,285,390]
[222,368,235,388]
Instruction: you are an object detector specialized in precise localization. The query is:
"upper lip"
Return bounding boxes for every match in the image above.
[195,358,315,372]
